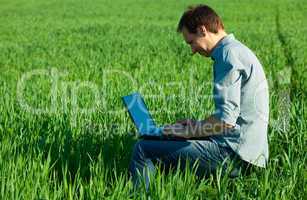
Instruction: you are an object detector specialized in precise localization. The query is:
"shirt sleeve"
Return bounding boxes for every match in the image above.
[213,59,242,126]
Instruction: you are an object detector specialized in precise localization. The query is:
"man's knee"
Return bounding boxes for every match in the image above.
[129,141,146,172]
[134,139,147,150]
[131,140,147,158]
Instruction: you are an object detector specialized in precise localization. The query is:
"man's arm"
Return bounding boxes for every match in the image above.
[191,115,234,137]
[163,116,234,138]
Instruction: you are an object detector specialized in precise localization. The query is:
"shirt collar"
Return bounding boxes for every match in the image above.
[210,34,235,60]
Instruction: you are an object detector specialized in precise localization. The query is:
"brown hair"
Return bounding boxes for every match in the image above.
[177,5,224,34]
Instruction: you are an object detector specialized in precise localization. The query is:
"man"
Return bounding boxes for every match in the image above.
[129,4,269,189]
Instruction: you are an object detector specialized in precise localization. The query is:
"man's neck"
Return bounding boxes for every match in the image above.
[208,30,228,55]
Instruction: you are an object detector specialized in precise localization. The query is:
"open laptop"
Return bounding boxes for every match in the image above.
[122,92,164,139]
[122,92,202,140]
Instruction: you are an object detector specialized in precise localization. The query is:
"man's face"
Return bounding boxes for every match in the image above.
[182,27,210,57]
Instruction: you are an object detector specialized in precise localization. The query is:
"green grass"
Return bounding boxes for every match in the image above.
[0,0,306,199]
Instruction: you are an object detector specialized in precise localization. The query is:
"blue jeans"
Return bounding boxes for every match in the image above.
[128,138,239,190]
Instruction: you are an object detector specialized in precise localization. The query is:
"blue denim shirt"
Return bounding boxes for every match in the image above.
[209,34,269,167]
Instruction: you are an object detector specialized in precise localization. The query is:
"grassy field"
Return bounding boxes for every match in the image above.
[0,0,306,199]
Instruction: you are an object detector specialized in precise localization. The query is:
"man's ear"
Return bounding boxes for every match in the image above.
[197,26,207,37]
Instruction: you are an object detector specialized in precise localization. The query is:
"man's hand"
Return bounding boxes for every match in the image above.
[164,116,235,138]
[175,119,197,126]
[162,119,203,139]
[162,123,191,139]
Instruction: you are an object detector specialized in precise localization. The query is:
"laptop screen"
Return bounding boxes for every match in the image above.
[122,92,160,136]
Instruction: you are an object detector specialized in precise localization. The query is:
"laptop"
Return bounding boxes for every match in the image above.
[122,92,164,139]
